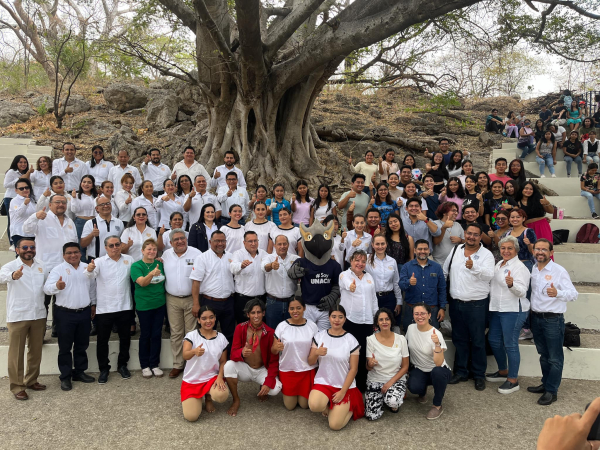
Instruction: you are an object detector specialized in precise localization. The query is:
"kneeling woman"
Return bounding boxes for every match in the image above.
[405,303,451,420]
[308,305,365,430]
[180,306,229,421]
[272,298,319,410]
[365,308,409,420]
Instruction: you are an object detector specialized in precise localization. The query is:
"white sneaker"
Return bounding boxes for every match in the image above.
[151,367,164,378]
[519,329,533,340]
[142,367,153,378]
[540,174,546,178]
[551,174,557,178]
[567,174,571,178]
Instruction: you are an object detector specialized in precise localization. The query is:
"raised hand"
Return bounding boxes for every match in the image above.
[189,189,196,198]
[378,156,383,163]
[316,342,327,356]
[43,187,51,197]
[56,276,66,290]
[87,259,96,273]
[215,170,221,179]
[374,225,382,236]
[476,192,482,201]
[540,196,550,206]
[349,202,356,212]
[487,230,495,239]
[144,154,151,164]
[159,225,165,236]
[431,329,440,345]
[241,259,252,269]
[126,194,132,204]
[348,190,357,199]
[161,195,169,201]
[12,265,24,280]
[348,157,353,165]
[368,196,375,206]
[251,193,256,202]
[349,279,357,292]
[505,270,513,287]
[242,340,253,357]
[465,256,473,269]
[171,171,177,180]
[444,219,454,228]
[273,338,284,353]
[547,282,558,297]
[440,187,447,198]
[416,212,428,222]
[227,189,233,197]
[368,353,378,368]
[91,224,100,237]
[271,259,280,271]
[396,197,403,207]
[127,237,133,248]
[341,231,348,241]
[194,343,205,357]
[36,207,47,220]
[410,272,417,286]
[351,238,362,248]
[151,263,161,277]
[64,163,73,173]
[23,197,30,205]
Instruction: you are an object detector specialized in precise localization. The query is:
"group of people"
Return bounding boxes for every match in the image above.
[2,139,578,430]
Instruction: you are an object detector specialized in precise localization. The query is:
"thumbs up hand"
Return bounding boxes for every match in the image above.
[341,231,347,242]
[215,170,221,179]
[242,340,253,357]
[71,190,77,198]
[547,282,558,297]
[171,171,177,180]
[349,278,357,293]
[36,207,47,220]
[273,338,284,353]
[65,163,73,173]
[410,272,417,286]
[194,343,205,357]
[351,238,362,248]
[43,187,51,197]
[23,197,30,205]
[368,353,378,368]
[349,202,356,212]
[151,263,161,277]
[431,329,440,345]
[316,342,327,356]
[505,270,513,287]
[87,259,96,273]
[271,259,280,271]
[188,189,196,198]
[12,265,24,280]
[125,193,132,204]
[465,255,473,269]
[91,223,100,237]
[56,276,66,290]
[227,189,233,197]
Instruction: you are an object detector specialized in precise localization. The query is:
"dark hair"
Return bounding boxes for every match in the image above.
[383,148,395,160]
[36,156,52,172]
[352,213,366,222]
[77,175,98,199]
[137,180,153,196]
[313,184,334,213]
[412,302,432,314]
[447,150,463,171]
[364,150,375,157]
[465,222,483,235]
[295,179,310,203]
[328,304,346,317]
[15,178,36,203]
[462,204,478,215]
[198,203,216,227]
[183,146,195,154]
[510,207,528,221]
[373,308,396,330]
[7,155,28,175]
[475,171,491,192]
[405,197,422,208]
[384,212,410,261]
[162,178,176,189]
[279,207,292,216]
[127,206,151,228]
[63,242,81,254]
[402,154,415,169]
[463,174,478,192]
[508,159,526,186]
[272,183,285,198]
[196,305,218,329]
[429,153,450,180]
[225,171,238,181]
[534,120,544,133]
[388,172,400,180]
[514,181,544,214]
[229,204,243,214]
[369,234,387,266]
[400,181,420,200]
[256,185,268,196]
[460,159,473,175]
[244,298,266,315]
[90,145,104,168]
[588,163,599,172]
[100,180,114,190]
[535,238,553,251]
[414,239,429,248]
[400,165,412,174]
[176,175,193,196]
[445,177,465,199]
[352,173,366,183]
[435,201,459,220]
[15,237,35,248]
[495,157,507,166]
[323,214,339,227]
[366,208,381,218]
[211,230,225,240]
[374,182,392,206]
[504,179,519,197]
[506,111,514,119]
[439,138,450,145]
[244,230,257,240]
[169,211,184,223]
[253,200,267,211]
[49,175,64,192]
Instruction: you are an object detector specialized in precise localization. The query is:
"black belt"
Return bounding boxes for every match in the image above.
[267,294,294,302]
[56,304,91,313]
[532,311,563,318]
[452,298,486,303]
[376,290,393,296]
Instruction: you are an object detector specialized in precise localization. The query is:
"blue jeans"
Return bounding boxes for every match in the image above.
[137,305,166,369]
[3,197,13,245]
[488,310,528,379]
[586,153,600,164]
[535,154,555,175]
[265,296,290,329]
[74,217,88,261]
[402,303,440,333]
[530,312,565,394]
[449,298,487,379]
[518,143,536,159]
[581,191,600,214]
[564,155,583,176]
[407,366,451,407]
[376,291,396,312]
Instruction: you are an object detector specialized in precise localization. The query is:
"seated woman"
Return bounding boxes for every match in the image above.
[535,131,557,178]
[405,303,451,420]
[563,130,584,178]
[580,163,600,219]
[446,150,467,178]
[533,119,545,143]
[272,298,318,410]
[566,100,582,131]
[372,183,399,226]
[505,112,519,138]
[579,118,595,141]
[517,119,536,159]
[365,308,409,420]
[508,159,526,188]
[515,181,554,243]
[308,305,365,430]
[548,123,567,146]
[180,306,229,422]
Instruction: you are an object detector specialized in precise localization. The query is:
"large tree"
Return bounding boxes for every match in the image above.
[133,0,600,187]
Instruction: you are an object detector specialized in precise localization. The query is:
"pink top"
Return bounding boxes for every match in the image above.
[439,195,465,220]
[292,197,314,225]
[488,174,512,185]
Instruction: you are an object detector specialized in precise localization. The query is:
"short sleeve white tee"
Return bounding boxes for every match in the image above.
[221,225,245,254]
[270,226,302,255]
[312,330,360,389]
[366,333,409,384]
[405,324,449,373]
[274,319,318,373]
[182,330,229,384]
[313,201,336,223]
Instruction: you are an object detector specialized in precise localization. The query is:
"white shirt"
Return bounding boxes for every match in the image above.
[490,256,531,312]
[140,161,171,189]
[86,160,114,185]
[313,201,337,223]
[22,211,78,273]
[332,235,344,267]
[186,191,221,225]
[262,253,300,298]
[162,247,202,296]
[9,195,36,237]
[221,225,245,254]
[115,190,137,222]
[190,249,235,298]
[0,257,47,322]
[217,186,250,219]
[108,165,142,193]
[583,138,598,155]
[312,330,360,389]
[52,157,89,192]
[364,254,403,305]
[36,192,75,221]
[120,226,157,261]
[230,248,267,296]
[274,319,318,372]
[344,229,372,262]
[244,221,275,252]
[131,196,159,230]
[71,193,96,217]
[443,244,494,301]
[30,170,51,200]
[270,226,302,255]
[162,231,189,251]
[182,330,229,384]
[3,169,24,198]
[85,254,134,314]
[171,160,211,185]
[530,260,578,314]
[155,195,184,228]
[81,216,124,258]
[366,333,409,384]
[406,324,449,373]
[553,126,567,143]
[44,261,95,308]
[209,165,246,190]
[339,270,379,324]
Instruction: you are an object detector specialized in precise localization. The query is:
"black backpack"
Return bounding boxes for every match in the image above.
[563,322,581,349]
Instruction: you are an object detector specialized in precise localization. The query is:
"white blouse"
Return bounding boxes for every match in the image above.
[344,229,372,262]
[3,169,25,198]
[269,226,302,255]
[9,195,37,237]
[30,170,51,200]
[71,193,96,217]
[86,160,114,185]
[274,319,319,373]
[221,225,245,254]
[366,333,409,384]
[312,201,337,224]
[120,226,157,261]
[490,256,531,312]
[364,254,402,304]
[155,195,184,228]
[131,196,158,230]
[339,269,379,324]
[312,330,360,389]
[182,330,229,384]
[243,220,275,252]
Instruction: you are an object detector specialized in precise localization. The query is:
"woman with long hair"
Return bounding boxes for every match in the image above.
[310,184,337,225]
[121,206,160,261]
[476,171,491,195]
[244,201,275,252]
[514,181,554,244]
[508,159,526,187]
[447,150,466,178]
[4,155,32,246]
[533,119,545,143]
[132,180,158,231]
[566,100,582,131]
[176,174,193,229]
[31,156,52,200]
[248,184,268,215]
[266,183,290,226]
[291,180,313,227]
[86,145,113,186]
[270,207,303,256]
[489,210,511,263]
[504,180,518,201]
[378,148,399,182]
[351,150,379,195]
[462,175,484,218]
[401,154,423,183]
[458,159,474,187]
[71,175,98,260]
[425,152,449,193]
[36,175,75,220]
[580,163,600,219]
[372,183,399,225]
[384,212,413,272]
[484,180,517,231]
[366,235,402,313]
[438,177,465,220]
[188,204,219,252]
[155,179,184,231]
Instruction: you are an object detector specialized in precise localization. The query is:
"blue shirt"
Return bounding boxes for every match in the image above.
[399,259,447,309]
[294,258,342,306]
[266,199,291,226]
[372,201,398,225]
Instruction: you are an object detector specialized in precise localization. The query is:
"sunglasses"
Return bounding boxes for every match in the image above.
[19,245,36,250]
[106,243,122,248]
[16,186,30,191]
[135,213,147,217]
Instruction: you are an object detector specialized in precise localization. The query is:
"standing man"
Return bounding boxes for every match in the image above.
[488,158,512,185]
[52,142,88,192]
[230,231,267,324]
[210,150,247,190]
[23,195,78,337]
[81,197,124,260]
[171,146,211,184]
[0,238,47,400]
[401,198,441,248]
[183,175,221,225]
[108,150,142,194]
[399,239,446,332]
[190,230,236,345]
[527,239,578,405]
[217,172,249,225]
[85,236,134,384]
[443,223,494,391]
[262,235,300,329]
[424,139,463,166]
[43,243,96,391]
[161,228,202,378]
[460,205,492,247]
[337,174,370,230]
[140,149,171,196]
[397,165,421,191]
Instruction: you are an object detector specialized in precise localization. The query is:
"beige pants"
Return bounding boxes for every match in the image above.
[7,318,46,394]
[166,294,197,369]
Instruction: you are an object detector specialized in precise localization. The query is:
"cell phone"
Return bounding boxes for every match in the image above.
[586,402,600,441]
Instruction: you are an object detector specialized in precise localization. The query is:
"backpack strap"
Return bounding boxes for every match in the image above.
[92,218,99,258]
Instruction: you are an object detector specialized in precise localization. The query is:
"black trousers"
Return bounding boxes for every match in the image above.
[55,306,91,380]
[344,320,374,393]
[202,296,236,352]
[234,293,265,325]
[96,310,131,371]
[486,121,501,134]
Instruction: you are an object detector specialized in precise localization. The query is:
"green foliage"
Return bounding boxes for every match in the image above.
[0,61,49,93]
[37,100,48,117]
[427,91,463,112]
[47,34,90,80]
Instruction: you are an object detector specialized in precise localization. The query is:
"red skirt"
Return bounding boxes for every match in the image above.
[527,218,554,260]
[180,376,217,402]
[312,384,365,420]
[280,368,316,399]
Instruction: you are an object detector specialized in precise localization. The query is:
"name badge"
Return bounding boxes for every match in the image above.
[473,255,479,260]
[102,164,106,168]
[504,268,509,274]
[430,273,437,277]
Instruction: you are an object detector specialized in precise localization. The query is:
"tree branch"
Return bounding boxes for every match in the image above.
[193,0,238,72]
[532,0,600,20]
[235,0,267,96]
[534,2,557,43]
[264,7,291,17]
[157,0,198,34]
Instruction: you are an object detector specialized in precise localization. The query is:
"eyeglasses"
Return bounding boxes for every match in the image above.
[97,203,111,208]
[16,186,30,191]
[106,242,122,248]
[65,251,81,256]
[52,201,68,205]
[19,245,36,250]
[414,312,428,317]
[135,213,147,217]
[465,232,481,237]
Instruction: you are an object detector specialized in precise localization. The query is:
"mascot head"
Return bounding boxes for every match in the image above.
[299,220,335,266]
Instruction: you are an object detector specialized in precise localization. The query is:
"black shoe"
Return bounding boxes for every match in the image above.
[130,325,137,337]
[72,372,95,383]
[112,324,118,333]
[51,326,58,338]
[538,392,557,405]
[61,379,72,391]
[474,378,486,391]
[89,324,97,336]
[448,374,469,385]
[98,370,109,384]
[117,366,131,380]
[164,324,170,335]
[527,384,546,394]
[485,371,507,383]
[593,213,599,219]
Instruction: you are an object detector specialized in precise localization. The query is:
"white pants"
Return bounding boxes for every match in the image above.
[305,305,331,331]
[224,361,282,395]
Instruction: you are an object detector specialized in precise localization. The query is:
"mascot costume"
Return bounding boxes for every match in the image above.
[287,220,342,330]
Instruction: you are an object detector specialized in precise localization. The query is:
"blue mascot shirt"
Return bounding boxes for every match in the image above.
[295,258,342,306]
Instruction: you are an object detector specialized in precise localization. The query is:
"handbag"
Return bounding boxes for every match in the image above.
[0,200,6,216]
[563,322,581,349]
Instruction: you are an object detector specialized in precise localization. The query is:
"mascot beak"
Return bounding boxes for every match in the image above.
[303,235,332,259]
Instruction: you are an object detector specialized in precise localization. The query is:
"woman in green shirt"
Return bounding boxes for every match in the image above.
[131,239,166,378]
